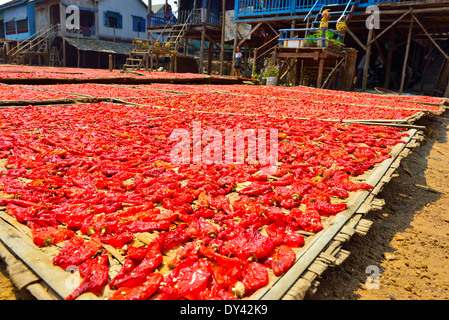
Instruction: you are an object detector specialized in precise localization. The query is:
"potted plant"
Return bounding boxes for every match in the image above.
[303,32,320,47]
[325,30,343,50]
[261,61,280,86]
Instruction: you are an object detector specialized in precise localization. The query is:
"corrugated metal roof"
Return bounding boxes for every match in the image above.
[63,37,131,55]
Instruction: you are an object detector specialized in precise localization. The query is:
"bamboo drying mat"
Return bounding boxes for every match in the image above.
[0,121,424,300]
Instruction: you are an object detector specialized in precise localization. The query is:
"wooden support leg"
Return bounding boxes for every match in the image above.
[207,43,213,75]
[317,58,325,88]
[231,23,239,76]
[63,38,66,67]
[362,28,373,92]
[199,26,206,74]
[400,19,414,94]
[384,28,395,89]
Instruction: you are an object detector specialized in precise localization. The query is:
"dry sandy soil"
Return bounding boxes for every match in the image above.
[1,110,448,301]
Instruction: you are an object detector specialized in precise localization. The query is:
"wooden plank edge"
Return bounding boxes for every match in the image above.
[255,129,418,300]
[0,216,100,300]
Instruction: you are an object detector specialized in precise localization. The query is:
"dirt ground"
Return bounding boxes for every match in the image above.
[308,109,449,300]
[1,110,448,301]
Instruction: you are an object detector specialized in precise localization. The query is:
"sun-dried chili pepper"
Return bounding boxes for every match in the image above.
[261,244,296,276]
[232,262,269,298]
[66,251,109,300]
[310,200,348,215]
[265,222,304,248]
[53,236,102,270]
[108,272,163,300]
[239,182,272,196]
[30,224,75,247]
[158,258,212,300]
[289,208,324,233]
[109,249,163,290]
[220,226,274,261]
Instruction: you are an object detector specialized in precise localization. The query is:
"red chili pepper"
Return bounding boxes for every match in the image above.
[53,236,102,270]
[262,244,296,276]
[289,208,324,233]
[233,262,269,297]
[30,225,75,247]
[239,182,272,196]
[66,252,110,300]
[158,258,212,300]
[220,226,274,261]
[109,249,163,290]
[311,199,348,215]
[265,222,304,248]
[108,272,163,300]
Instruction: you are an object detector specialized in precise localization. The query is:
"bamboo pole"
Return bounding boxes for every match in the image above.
[384,28,395,89]
[399,19,414,94]
[411,13,449,61]
[219,0,226,75]
[362,28,373,92]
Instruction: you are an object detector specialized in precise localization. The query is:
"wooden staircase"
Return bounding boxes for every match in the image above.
[8,24,60,65]
[310,1,358,28]
[122,9,195,72]
[122,38,152,71]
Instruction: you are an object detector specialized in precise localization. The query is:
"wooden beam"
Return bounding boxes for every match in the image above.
[362,28,373,92]
[317,58,325,88]
[322,58,345,89]
[238,22,262,47]
[199,25,206,74]
[420,43,434,92]
[62,38,66,67]
[399,19,414,94]
[219,0,226,75]
[345,27,366,51]
[368,8,413,46]
[231,22,239,76]
[384,28,395,89]
[412,13,449,61]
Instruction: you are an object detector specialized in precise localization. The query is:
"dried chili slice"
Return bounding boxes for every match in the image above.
[53,236,102,270]
[158,258,212,300]
[30,225,75,247]
[108,272,163,300]
[109,249,163,290]
[66,252,109,300]
[262,244,296,276]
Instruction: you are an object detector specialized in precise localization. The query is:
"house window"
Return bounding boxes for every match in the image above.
[104,11,122,29]
[16,18,29,34]
[132,16,145,32]
[5,20,16,35]
[39,8,45,25]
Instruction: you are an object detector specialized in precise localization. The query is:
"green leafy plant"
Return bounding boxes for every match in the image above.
[261,61,279,78]
[304,32,321,43]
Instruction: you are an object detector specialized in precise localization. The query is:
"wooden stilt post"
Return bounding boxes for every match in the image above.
[63,38,66,67]
[420,43,433,93]
[231,22,239,76]
[109,54,113,72]
[317,58,325,88]
[362,28,373,91]
[399,19,414,94]
[207,42,213,75]
[219,0,226,75]
[384,28,395,89]
[199,25,206,74]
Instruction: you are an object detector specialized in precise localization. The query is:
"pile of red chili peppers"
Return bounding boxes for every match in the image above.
[0,96,410,300]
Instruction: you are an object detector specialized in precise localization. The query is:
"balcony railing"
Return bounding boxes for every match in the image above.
[147,9,221,27]
[236,0,408,19]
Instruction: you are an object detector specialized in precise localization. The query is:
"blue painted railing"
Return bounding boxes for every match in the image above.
[236,0,407,19]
